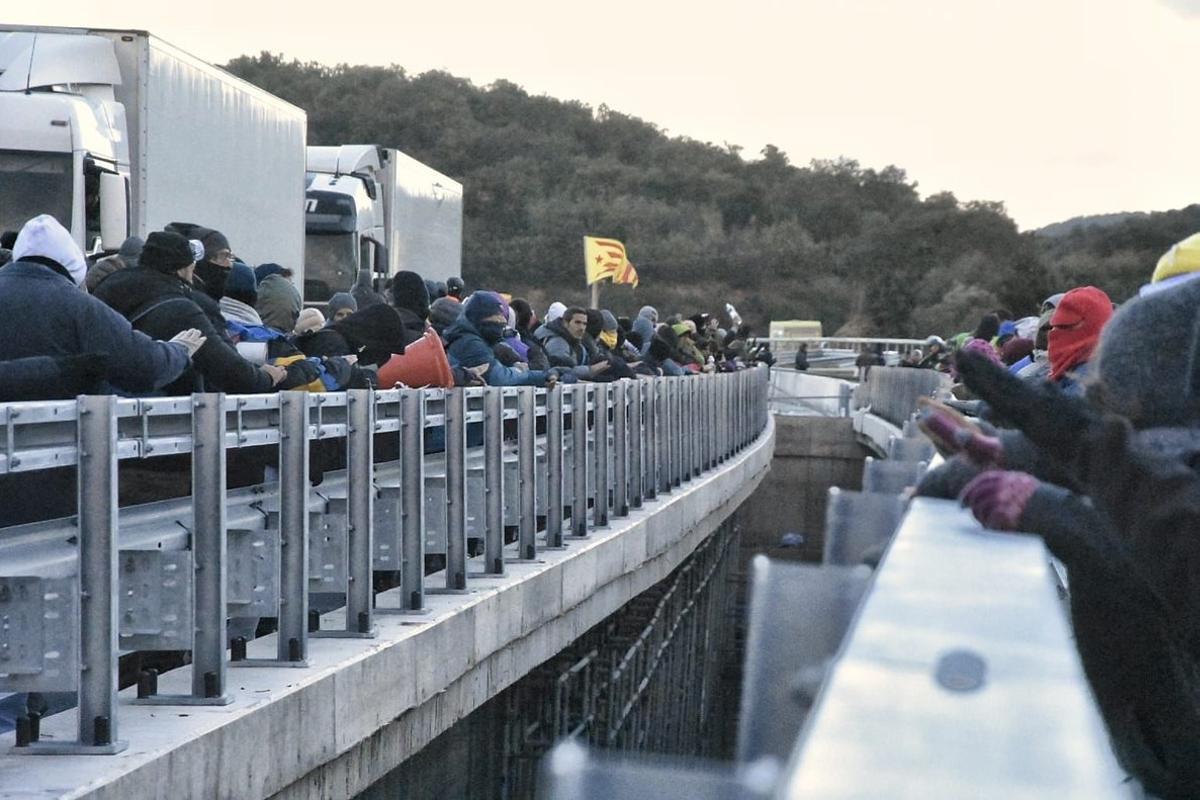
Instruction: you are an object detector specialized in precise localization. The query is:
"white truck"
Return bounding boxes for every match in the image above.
[304,144,462,302]
[0,26,306,279]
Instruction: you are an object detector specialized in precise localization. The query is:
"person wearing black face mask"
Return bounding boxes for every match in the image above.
[166,222,232,301]
[444,291,559,387]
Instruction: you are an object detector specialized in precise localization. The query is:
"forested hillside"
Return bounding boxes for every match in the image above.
[225,53,1196,336]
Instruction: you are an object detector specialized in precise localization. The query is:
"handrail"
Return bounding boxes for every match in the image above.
[0,368,771,755]
[764,368,1129,797]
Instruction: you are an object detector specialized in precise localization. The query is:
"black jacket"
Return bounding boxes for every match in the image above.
[93,267,278,394]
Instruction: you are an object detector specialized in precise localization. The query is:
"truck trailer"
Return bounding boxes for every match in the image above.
[304,144,462,302]
[0,26,306,282]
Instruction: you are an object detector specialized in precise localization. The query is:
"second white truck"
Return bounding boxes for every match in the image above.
[304,145,463,301]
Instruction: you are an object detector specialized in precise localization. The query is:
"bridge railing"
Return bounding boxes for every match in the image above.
[761,367,1128,796]
[0,368,770,755]
[544,366,1130,798]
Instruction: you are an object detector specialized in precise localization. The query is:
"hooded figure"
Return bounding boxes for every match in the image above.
[390,270,431,334]
[429,297,463,337]
[972,313,1001,343]
[327,292,357,323]
[256,266,303,332]
[84,235,144,292]
[445,291,554,386]
[1047,286,1112,387]
[12,214,87,286]
[632,305,658,356]
[0,215,190,397]
[351,268,386,310]
[510,298,550,371]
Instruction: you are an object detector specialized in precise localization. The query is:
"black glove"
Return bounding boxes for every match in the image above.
[279,359,321,390]
[321,356,354,389]
[955,349,1101,461]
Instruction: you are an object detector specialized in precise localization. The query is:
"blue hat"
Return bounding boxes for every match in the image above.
[464,291,504,326]
[998,320,1018,338]
[254,263,288,282]
[224,262,258,305]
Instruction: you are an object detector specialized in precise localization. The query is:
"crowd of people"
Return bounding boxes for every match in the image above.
[0,215,768,404]
[909,232,1200,799]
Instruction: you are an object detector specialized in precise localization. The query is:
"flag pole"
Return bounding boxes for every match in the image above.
[590,281,599,310]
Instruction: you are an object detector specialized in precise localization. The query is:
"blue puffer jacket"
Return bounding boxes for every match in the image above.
[444,315,551,386]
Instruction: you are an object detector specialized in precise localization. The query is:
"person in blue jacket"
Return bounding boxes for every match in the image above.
[0,215,200,396]
[445,291,560,386]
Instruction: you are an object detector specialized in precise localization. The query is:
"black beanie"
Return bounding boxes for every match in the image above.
[391,270,431,321]
[141,231,194,273]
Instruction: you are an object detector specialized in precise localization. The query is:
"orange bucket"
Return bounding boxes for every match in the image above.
[378,330,455,388]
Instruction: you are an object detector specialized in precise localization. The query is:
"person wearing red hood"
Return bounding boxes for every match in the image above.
[1047,285,1112,394]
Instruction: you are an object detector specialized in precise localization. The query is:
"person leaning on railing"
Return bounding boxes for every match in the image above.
[92,231,320,395]
[916,281,1200,799]
[446,291,563,387]
[0,216,206,401]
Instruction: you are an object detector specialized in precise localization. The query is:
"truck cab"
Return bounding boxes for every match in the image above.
[304,145,387,302]
[0,31,131,253]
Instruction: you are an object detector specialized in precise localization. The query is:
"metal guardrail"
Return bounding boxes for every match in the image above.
[0,368,770,755]
[543,365,1128,798]
[763,335,925,351]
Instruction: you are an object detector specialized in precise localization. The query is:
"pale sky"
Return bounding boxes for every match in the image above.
[7,0,1196,229]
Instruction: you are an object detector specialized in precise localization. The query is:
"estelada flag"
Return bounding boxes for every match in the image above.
[583,236,638,287]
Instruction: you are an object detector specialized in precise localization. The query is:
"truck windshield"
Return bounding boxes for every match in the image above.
[0,151,73,238]
[305,189,359,301]
[305,233,357,302]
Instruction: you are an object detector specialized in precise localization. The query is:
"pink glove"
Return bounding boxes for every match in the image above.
[959,471,1039,531]
[919,408,1005,467]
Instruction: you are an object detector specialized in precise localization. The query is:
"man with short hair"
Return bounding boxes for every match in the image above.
[538,306,609,379]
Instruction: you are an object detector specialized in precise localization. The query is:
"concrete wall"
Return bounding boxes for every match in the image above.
[738,416,870,564]
[0,421,774,800]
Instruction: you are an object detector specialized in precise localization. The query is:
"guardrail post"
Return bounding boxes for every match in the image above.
[570,384,589,537]
[345,389,376,633]
[593,384,609,528]
[278,391,310,663]
[680,379,691,483]
[400,389,426,612]
[628,380,643,508]
[671,378,682,488]
[76,394,126,752]
[545,385,565,547]
[656,380,670,494]
[474,388,506,576]
[700,376,710,470]
[613,381,628,517]
[444,388,468,589]
[688,379,699,479]
[516,388,538,559]
[189,393,232,699]
[644,379,657,501]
